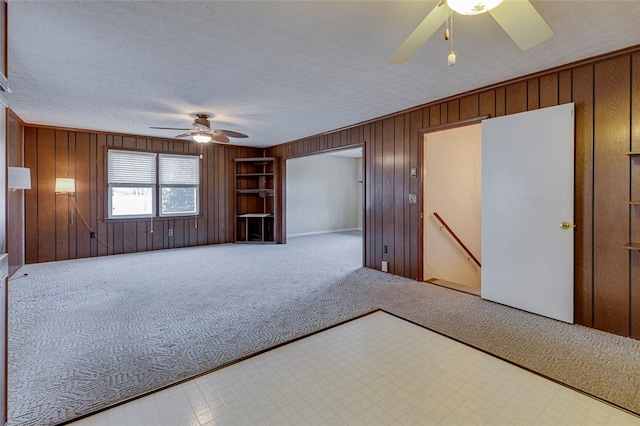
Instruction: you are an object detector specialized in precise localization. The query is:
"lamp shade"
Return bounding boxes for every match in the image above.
[8,167,31,190]
[447,0,504,15]
[55,177,76,194]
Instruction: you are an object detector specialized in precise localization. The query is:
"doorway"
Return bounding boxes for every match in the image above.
[421,104,575,323]
[423,124,482,295]
[285,147,364,266]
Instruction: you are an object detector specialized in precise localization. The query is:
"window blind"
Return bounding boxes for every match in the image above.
[159,154,199,185]
[108,150,156,184]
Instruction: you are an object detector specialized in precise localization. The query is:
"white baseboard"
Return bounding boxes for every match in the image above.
[288,228,362,238]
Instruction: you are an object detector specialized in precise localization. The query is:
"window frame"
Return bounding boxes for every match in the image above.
[107,184,157,220]
[106,148,201,220]
[158,153,201,218]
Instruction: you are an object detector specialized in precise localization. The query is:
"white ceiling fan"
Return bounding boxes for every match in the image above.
[388,0,554,64]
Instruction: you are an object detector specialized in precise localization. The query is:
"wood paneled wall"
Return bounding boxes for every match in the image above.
[22,127,261,263]
[7,112,24,276]
[268,46,640,339]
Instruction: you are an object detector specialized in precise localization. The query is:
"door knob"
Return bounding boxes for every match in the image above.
[560,221,575,230]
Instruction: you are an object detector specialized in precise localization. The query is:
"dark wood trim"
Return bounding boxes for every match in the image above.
[15,120,255,150]
[281,143,363,160]
[7,109,24,125]
[416,116,487,281]
[419,115,490,134]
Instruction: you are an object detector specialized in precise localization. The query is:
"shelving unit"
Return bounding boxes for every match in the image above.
[234,157,279,243]
[625,152,640,250]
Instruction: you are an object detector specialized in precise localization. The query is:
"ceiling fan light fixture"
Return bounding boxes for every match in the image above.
[447,0,504,15]
[193,132,212,143]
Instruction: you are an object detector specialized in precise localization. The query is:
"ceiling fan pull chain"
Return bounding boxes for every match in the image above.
[445,9,450,40]
[448,12,457,67]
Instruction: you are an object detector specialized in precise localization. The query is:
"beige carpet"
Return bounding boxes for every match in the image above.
[9,231,640,425]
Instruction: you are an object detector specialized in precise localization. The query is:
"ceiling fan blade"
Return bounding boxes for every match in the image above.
[387,2,450,64]
[150,126,192,130]
[215,129,248,139]
[489,0,554,51]
[211,133,230,143]
[174,131,196,139]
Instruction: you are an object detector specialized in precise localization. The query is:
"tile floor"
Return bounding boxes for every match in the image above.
[72,311,640,426]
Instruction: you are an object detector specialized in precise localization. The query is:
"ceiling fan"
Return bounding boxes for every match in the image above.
[150,114,248,143]
[388,0,554,64]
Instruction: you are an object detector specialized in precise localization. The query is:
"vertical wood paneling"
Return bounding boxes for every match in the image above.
[55,130,70,261]
[459,94,479,120]
[593,56,630,336]
[447,100,459,123]
[527,79,540,111]
[403,113,412,277]
[198,145,209,244]
[559,70,572,104]
[540,74,559,108]
[393,115,405,277]
[631,53,640,340]
[75,132,91,258]
[364,124,372,269]
[382,118,395,273]
[479,90,496,118]
[24,127,38,264]
[495,87,506,116]
[506,81,527,115]
[123,222,137,253]
[68,133,77,258]
[96,134,108,256]
[440,103,448,124]
[37,129,56,262]
[429,105,440,127]
[7,112,25,275]
[89,134,98,257]
[23,127,260,263]
[573,64,595,327]
[374,120,383,270]
[409,110,422,280]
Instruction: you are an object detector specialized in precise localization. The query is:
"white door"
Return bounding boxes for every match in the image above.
[481,103,575,323]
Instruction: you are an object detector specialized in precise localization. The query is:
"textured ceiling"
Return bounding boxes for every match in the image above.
[7,1,640,148]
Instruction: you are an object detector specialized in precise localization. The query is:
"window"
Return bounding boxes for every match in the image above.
[107,149,200,219]
[159,153,200,216]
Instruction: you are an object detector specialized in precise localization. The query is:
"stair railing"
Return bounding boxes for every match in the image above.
[432,212,481,268]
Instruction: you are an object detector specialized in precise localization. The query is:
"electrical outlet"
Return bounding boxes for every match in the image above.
[90,231,96,238]
[408,193,417,204]
[411,167,417,178]
[381,261,388,273]
[383,245,388,254]
[168,228,174,236]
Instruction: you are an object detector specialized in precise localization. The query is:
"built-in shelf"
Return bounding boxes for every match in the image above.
[234,157,278,243]
[626,152,640,156]
[630,201,640,205]
[236,189,274,195]
[236,173,274,177]
[622,243,640,251]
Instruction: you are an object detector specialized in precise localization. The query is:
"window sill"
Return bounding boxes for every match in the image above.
[103,214,203,223]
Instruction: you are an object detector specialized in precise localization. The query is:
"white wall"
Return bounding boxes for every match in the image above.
[424,124,482,288]
[356,157,363,230]
[287,154,360,237]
